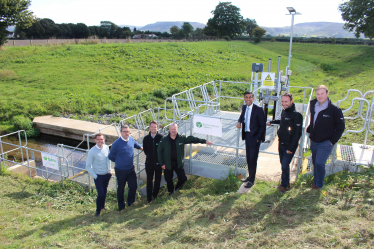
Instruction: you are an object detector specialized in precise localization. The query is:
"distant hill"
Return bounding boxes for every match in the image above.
[263,22,357,38]
[138,22,206,33]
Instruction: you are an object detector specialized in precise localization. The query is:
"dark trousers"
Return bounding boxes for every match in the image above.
[245,132,261,184]
[164,162,187,194]
[278,145,295,188]
[94,173,112,214]
[145,166,162,200]
[114,167,137,209]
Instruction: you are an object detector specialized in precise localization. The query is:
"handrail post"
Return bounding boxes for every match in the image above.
[189,114,193,174]
[235,128,240,176]
[137,151,140,191]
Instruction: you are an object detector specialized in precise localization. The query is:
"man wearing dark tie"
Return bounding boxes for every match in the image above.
[236,91,266,188]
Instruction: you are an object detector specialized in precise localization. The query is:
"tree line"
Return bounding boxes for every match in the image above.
[1,0,373,47]
[13,19,173,40]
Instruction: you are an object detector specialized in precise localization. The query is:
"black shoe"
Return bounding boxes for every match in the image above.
[119,207,125,211]
[241,177,250,183]
[244,182,254,188]
[147,198,152,204]
[95,212,100,217]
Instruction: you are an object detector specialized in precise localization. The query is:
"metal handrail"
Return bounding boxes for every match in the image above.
[342,98,371,136]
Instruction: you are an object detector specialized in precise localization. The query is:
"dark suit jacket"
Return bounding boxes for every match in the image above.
[238,104,266,142]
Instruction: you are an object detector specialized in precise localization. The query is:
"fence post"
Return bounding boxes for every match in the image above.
[235,128,240,176]
[189,114,193,174]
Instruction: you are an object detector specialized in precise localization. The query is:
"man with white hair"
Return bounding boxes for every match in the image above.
[158,123,212,195]
[109,125,143,210]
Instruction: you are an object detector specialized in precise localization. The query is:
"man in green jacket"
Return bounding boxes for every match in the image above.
[158,123,213,194]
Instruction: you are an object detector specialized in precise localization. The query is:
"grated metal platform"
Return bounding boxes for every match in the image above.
[340,145,356,163]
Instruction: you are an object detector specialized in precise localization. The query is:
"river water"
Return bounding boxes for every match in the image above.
[1,134,90,181]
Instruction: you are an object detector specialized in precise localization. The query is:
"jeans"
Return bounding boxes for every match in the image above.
[114,167,137,209]
[164,162,187,194]
[310,140,333,188]
[94,173,112,214]
[278,145,295,188]
[145,166,162,200]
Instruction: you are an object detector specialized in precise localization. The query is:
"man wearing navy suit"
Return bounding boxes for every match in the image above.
[236,91,266,188]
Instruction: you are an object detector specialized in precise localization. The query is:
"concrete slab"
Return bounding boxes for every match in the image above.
[352,143,374,165]
[8,160,37,177]
[33,115,138,144]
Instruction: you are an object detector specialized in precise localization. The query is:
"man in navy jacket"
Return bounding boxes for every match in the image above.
[307,85,345,190]
[236,91,266,188]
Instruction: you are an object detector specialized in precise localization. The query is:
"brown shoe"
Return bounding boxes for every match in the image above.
[311,185,320,190]
[280,186,287,193]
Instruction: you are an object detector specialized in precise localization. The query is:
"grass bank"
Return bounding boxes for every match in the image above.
[0,166,373,248]
[0,41,373,143]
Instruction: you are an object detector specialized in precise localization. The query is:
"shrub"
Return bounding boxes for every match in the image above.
[12,115,40,138]
[320,63,336,72]
[153,88,167,99]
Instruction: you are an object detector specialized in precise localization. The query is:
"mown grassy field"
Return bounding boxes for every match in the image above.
[0,166,373,248]
[0,41,373,143]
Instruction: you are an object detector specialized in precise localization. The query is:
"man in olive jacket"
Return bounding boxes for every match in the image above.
[158,123,213,194]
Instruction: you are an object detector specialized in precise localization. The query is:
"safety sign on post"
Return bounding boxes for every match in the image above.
[261,72,275,89]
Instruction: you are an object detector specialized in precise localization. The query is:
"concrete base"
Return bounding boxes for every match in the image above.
[33,115,138,144]
[352,143,374,165]
[8,160,36,177]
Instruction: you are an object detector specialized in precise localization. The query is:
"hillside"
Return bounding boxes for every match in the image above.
[264,22,357,38]
[138,21,206,33]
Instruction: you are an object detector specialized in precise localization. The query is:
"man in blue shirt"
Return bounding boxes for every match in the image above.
[109,125,143,210]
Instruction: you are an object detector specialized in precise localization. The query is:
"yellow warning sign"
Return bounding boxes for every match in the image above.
[261,72,275,88]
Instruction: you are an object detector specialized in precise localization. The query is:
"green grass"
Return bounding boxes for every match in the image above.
[0,41,373,144]
[0,166,373,248]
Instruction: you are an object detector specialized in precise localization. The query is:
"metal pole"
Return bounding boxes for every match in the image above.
[0,137,3,168]
[235,128,240,176]
[136,151,140,191]
[189,114,193,174]
[296,129,305,178]
[268,58,272,72]
[18,131,24,163]
[288,14,295,69]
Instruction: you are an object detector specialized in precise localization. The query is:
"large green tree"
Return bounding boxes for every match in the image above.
[0,0,33,46]
[205,2,244,38]
[253,27,266,43]
[170,25,179,38]
[339,0,374,39]
[243,18,258,40]
[182,22,193,38]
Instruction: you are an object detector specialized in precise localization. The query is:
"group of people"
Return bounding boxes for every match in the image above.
[86,84,345,217]
[86,123,212,217]
[238,84,344,193]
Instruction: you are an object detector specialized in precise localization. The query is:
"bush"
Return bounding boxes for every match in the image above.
[223,36,231,41]
[153,88,167,99]
[12,115,40,138]
[320,63,336,72]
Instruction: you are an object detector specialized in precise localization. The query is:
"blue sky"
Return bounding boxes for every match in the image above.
[28,0,346,27]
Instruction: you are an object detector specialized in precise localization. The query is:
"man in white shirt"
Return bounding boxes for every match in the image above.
[86,133,111,217]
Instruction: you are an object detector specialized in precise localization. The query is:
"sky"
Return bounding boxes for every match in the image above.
[28,0,346,28]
